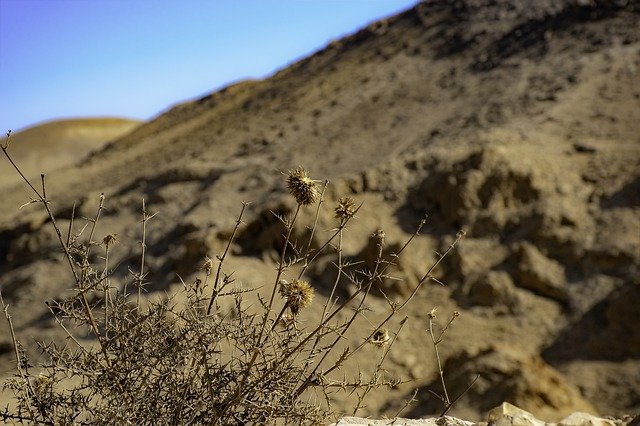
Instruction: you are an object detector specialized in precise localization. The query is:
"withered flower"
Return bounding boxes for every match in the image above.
[286,167,319,206]
[279,279,314,314]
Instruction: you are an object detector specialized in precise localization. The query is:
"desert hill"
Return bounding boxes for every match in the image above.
[0,117,140,189]
[1,0,639,422]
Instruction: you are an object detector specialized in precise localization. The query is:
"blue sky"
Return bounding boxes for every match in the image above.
[0,0,416,132]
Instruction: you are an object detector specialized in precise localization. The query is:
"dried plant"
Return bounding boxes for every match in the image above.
[1,134,466,424]
[427,308,479,416]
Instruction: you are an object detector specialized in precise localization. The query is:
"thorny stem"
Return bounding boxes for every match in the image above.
[267,204,301,318]
[65,200,76,247]
[303,220,346,374]
[352,317,408,415]
[138,199,147,307]
[295,208,359,281]
[429,311,462,412]
[0,292,42,422]
[297,181,328,276]
[103,242,111,339]
[221,203,301,417]
[85,193,105,262]
[293,227,388,398]
[1,139,111,368]
[294,220,465,400]
[429,317,450,406]
[206,202,248,316]
[441,374,480,417]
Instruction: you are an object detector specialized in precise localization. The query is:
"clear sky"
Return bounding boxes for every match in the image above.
[0,0,416,132]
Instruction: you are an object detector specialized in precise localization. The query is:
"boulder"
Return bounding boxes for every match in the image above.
[516,244,568,303]
[467,270,520,311]
[408,344,595,421]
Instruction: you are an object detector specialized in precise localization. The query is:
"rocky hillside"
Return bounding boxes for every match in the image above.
[1,0,638,421]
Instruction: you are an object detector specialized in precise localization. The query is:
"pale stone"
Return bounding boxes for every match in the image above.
[558,412,617,426]
[331,415,476,426]
[487,402,545,426]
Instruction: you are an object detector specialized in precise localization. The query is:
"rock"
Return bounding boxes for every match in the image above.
[331,415,475,425]
[558,411,617,426]
[332,406,624,426]
[407,344,596,421]
[453,238,510,284]
[467,270,520,311]
[488,403,618,426]
[488,402,545,426]
[543,281,640,361]
[516,244,568,303]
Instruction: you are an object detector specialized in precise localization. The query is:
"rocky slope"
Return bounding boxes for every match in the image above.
[1,0,638,421]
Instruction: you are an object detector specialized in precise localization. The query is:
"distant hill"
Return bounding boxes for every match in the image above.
[0,117,140,188]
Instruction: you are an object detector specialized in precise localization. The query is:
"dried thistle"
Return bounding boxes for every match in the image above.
[286,166,319,205]
[102,233,118,247]
[371,328,390,347]
[279,278,314,314]
[371,229,386,245]
[428,307,438,320]
[202,256,214,273]
[335,197,357,221]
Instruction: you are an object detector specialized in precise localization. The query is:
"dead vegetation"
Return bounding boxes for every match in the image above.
[1,138,467,424]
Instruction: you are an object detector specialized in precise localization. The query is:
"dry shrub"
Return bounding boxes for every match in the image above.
[1,138,464,425]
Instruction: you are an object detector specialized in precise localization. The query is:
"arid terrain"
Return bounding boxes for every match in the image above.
[0,117,141,189]
[1,0,639,422]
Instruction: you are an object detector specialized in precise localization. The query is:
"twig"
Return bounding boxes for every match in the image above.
[206,202,248,316]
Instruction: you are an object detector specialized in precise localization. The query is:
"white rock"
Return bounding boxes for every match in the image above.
[330,415,476,426]
[558,412,617,426]
[487,403,545,426]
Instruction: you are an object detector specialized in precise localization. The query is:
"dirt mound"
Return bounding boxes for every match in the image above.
[0,117,140,190]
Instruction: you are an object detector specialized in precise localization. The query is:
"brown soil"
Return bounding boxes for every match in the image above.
[1,0,638,422]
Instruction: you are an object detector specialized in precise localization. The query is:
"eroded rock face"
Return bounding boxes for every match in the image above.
[516,243,568,303]
[406,147,591,241]
[408,344,595,421]
[466,270,520,310]
[543,281,640,361]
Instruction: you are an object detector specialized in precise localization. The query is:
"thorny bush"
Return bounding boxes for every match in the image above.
[1,134,464,424]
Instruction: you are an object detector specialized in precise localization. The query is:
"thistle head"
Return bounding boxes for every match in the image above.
[279,278,314,314]
[102,233,118,248]
[286,167,319,205]
[202,256,214,273]
[428,307,438,320]
[371,229,385,245]
[371,328,390,347]
[335,197,356,221]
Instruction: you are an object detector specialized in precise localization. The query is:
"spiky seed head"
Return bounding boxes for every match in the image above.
[279,278,314,314]
[202,256,214,273]
[371,328,390,347]
[335,197,357,221]
[428,307,438,320]
[102,233,118,247]
[286,166,319,205]
[371,229,385,245]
